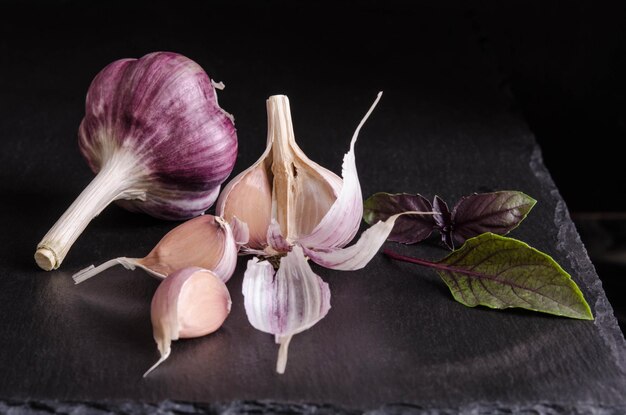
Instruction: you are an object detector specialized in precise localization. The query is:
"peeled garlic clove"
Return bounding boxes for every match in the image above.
[35,52,238,271]
[242,246,330,374]
[145,267,231,377]
[72,214,238,284]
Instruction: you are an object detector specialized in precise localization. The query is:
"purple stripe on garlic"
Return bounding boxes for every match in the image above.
[35,52,237,271]
[242,247,330,374]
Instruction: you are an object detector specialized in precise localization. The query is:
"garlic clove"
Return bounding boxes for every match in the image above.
[35,52,238,270]
[216,140,273,249]
[145,267,231,377]
[72,214,238,284]
[242,246,330,374]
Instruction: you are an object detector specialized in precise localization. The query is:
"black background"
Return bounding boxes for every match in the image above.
[1,0,625,411]
[3,1,625,210]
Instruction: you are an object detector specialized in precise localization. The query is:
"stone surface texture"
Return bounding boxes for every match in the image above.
[0,2,624,413]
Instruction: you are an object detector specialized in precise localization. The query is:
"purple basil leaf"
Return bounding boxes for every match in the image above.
[452,191,537,245]
[363,192,435,244]
[433,195,454,250]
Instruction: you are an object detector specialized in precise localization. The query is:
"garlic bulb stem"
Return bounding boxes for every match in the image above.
[35,152,147,270]
[268,95,296,241]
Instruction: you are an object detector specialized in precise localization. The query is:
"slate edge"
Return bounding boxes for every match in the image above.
[2,398,626,415]
[529,143,626,377]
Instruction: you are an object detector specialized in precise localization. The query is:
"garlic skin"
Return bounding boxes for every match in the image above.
[72,214,244,284]
[219,93,417,373]
[242,246,330,374]
[145,267,231,377]
[35,52,238,271]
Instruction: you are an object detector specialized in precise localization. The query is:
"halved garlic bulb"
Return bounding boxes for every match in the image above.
[72,214,246,284]
[145,267,231,377]
[217,93,427,373]
[216,96,343,250]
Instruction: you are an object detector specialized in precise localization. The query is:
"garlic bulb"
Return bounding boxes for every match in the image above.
[35,52,238,271]
[72,214,246,284]
[219,93,426,373]
[145,267,231,377]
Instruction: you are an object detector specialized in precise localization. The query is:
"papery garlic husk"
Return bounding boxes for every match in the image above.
[72,214,247,284]
[145,266,231,377]
[35,52,238,271]
[220,92,433,374]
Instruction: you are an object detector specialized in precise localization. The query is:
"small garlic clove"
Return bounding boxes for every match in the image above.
[242,246,330,374]
[216,140,273,249]
[72,214,238,284]
[145,267,231,377]
[140,215,236,280]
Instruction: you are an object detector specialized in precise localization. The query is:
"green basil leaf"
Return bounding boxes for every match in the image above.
[436,233,593,320]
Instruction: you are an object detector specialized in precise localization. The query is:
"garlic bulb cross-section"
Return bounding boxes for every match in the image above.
[218,92,428,373]
[216,95,343,251]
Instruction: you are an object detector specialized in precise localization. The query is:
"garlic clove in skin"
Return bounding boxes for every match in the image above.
[72,214,243,284]
[230,93,435,373]
[35,52,238,271]
[216,139,274,249]
[242,246,330,374]
[145,267,231,377]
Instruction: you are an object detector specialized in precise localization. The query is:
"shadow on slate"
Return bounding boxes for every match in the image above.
[0,1,624,413]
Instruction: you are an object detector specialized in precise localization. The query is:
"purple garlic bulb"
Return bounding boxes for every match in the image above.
[35,52,238,271]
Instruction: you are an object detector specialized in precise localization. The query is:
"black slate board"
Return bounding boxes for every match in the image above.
[0,2,624,413]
